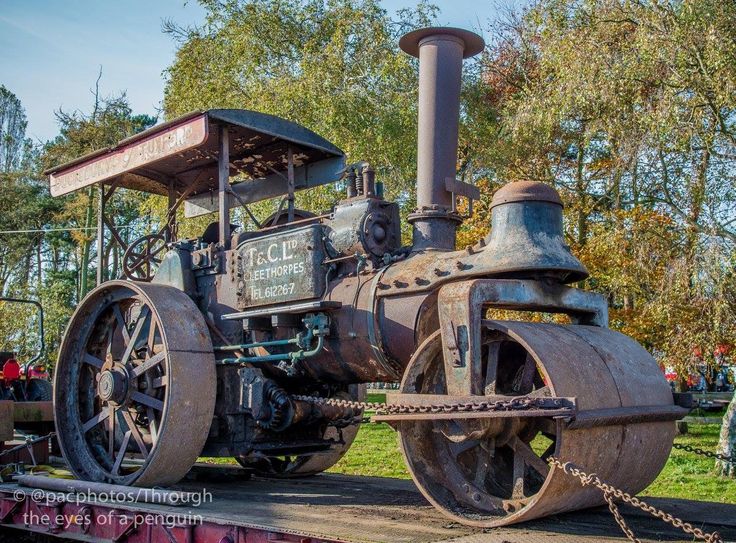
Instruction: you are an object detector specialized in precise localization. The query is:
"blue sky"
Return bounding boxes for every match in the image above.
[0,0,511,143]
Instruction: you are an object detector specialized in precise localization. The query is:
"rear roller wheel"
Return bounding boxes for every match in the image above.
[54,281,216,486]
[236,385,365,477]
[398,321,676,527]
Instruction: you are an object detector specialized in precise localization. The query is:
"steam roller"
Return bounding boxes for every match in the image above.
[47,25,687,527]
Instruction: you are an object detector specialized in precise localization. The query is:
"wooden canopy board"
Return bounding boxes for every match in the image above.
[45,109,345,203]
[0,468,732,543]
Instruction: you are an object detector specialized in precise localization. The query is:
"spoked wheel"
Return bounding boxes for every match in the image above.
[398,321,676,527]
[54,280,216,486]
[235,385,365,477]
[122,234,168,282]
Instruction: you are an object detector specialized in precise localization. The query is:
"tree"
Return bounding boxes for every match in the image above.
[41,87,156,296]
[0,85,31,173]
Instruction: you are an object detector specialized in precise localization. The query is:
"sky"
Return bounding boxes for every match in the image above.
[0,0,508,144]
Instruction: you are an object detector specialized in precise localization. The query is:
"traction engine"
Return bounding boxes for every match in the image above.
[47,27,685,526]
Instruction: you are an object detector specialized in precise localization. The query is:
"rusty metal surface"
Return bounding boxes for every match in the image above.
[485,196,589,282]
[400,28,484,250]
[373,409,573,422]
[436,279,607,395]
[397,321,676,528]
[47,114,208,196]
[325,196,401,265]
[568,405,689,429]
[54,280,216,487]
[490,181,563,208]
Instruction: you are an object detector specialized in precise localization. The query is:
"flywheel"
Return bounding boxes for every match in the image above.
[54,280,216,486]
[397,321,676,527]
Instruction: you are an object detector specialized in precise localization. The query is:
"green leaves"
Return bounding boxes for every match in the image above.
[163,0,435,203]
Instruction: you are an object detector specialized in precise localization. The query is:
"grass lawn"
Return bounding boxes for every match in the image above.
[326,393,736,504]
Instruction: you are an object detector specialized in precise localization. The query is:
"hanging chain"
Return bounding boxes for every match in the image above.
[673,443,736,464]
[291,394,570,416]
[0,432,56,460]
[548,457,723,543]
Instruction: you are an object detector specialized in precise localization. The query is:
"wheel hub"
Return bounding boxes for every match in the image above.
[98,369,128,404]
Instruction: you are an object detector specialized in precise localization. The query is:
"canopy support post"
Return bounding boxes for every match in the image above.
[219,125,230,248]
[167,179,177,242]
[96,185,105,285]
[287,146,295,223]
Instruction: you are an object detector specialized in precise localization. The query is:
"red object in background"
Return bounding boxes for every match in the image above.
[660,363,677,382]
[715,344,731,357]
[2,359,21,382]
[23,364,49,380]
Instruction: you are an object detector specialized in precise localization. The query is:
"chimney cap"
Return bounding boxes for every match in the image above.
[399,27,485,59]
[491,181,563,208]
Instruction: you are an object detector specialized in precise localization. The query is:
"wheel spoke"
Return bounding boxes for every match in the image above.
[146,317,159,352]
[151,243,167,257]
[517,354,537,394]
[112,430,132,475]
[448,438,481,458]
[128,251,150,269]
[147,407,159,445]
[509,435,549,477]
[473,449,491,488]
[512,450,525,499]
[112,304,131,345]
[107,406,116,457]
[82,409,110,433]
[121,410,148,457]
[484,342,500,395]
[120,306,150,364]
[130,391,164,411]
[131,351,166,378]
[104,325,114,360]
[83,353,104,369]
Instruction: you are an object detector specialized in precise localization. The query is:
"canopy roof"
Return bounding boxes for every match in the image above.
[45,109,345,203]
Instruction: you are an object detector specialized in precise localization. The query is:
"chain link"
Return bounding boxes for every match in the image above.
[673,443,736,464]
[291,394,570,416]
[548,457,723,543]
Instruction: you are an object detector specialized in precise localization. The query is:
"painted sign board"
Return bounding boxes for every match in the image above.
[49,115,208,196]
[237,225,325,309]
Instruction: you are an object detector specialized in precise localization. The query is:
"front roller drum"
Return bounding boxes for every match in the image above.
[54,280,216,486]
[398,321,676,527]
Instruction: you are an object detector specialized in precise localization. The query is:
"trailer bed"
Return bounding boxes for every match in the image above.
[0,465,733,543]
